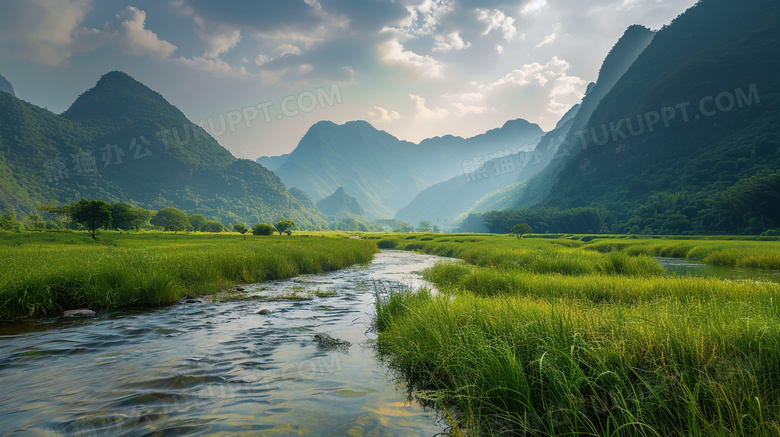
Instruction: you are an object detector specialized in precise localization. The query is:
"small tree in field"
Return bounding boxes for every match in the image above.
[274,220,295,236]
[151,207,190,233]
[252,222,275,236]
[233,223,249,239]
[202,220,225,233]
[510,223,533,239]
[70,199,112,239]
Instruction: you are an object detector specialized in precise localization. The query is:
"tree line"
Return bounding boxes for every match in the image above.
[0,199,297,238]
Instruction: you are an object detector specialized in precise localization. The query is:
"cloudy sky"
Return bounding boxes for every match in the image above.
[0,0,698,159]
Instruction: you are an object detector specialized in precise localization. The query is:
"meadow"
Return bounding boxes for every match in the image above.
[0,231,377,320]
[370,233,780,436]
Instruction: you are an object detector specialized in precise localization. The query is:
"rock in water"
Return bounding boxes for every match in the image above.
[314,333,351,350]
[63,309,96,318]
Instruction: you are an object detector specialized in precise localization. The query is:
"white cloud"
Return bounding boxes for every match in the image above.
[176,56,250,79]
[390,0,452,38]
[255,54,269,66]
[495,44,504,54]
[535,32,557,48]
[548,75,587,114]
[277,44,302,57]
[410,94,449,120]
[115,7,177,59]
[452,102,488,116]
[195,20,242,59]
[485,56,571,89]
[367,106,401,123]
[477,9,517,42]
[433,32,471,53]
[521,0,548,16]
[0,0,93,66]
[381,40,444,78]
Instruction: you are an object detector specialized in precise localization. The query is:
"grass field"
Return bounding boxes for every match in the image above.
[371,233,780,436]
[0,231,377,320]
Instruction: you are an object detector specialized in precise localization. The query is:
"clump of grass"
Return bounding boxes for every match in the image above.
[311,289,337,298]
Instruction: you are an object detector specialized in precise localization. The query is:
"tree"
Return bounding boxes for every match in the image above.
[70,199,112,239]
[252,222,276,236]
[189,214,208,232]
[393,222,414,233]
[233,223,249,239]
[274,220,296,235]
[151,207,190,233]
[202,220,225,233]
[38,204,73,231]
[108,203,152,231]
[0,211,23,232]
[26,213,43,231]
[338,218,368,232]
[417,221,433,232]
[510,223,533,239]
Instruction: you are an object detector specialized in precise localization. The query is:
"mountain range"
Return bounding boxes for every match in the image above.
[0,71,327,227]
[262,118,543,220]
[258,0,779,235]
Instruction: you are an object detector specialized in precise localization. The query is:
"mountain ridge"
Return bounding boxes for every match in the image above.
[267,117,544,219]
[0,71,328,228]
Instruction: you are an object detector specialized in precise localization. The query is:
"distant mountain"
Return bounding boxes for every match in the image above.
[257,153,290,171]
[0,74,13,96]
[398,25,656,227]
[0,71,327,227]
[268,119,543,219]
[463,25,656,217]
[315,187,366,220]
[396,106,579,226]
[470,0,780,234]
[540,0,780,234]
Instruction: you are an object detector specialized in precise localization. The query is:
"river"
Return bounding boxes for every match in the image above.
[0,250,446,436]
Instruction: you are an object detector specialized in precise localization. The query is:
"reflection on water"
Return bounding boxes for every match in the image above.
[656,257,780,283]
[0,250,445,436]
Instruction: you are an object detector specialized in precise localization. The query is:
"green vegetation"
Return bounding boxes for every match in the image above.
[510,223,532,239]
[232,223,249,238]
[373,233,780,435]
[0,232,377,320]
[150,207,190,233]
[274,220,296,236]
[70,199,112,238]
[252,222,275,236]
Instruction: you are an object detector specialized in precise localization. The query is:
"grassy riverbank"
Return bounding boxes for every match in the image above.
[0,231,377,320]
[373,234,780,436]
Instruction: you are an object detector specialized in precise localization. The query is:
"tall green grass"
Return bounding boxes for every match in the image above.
[373,233,780,435]
[0,232,377,320]
[585,238,780,270]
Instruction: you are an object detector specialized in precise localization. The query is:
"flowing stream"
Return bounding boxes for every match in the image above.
[0,250,447,436]
[656,257,780,283]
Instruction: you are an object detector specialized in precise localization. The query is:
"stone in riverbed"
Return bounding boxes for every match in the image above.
[258,309,272,315]
[314,333,351,350]
[63,309,96,318]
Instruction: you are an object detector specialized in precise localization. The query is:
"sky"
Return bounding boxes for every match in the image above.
[0,0,699,159]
